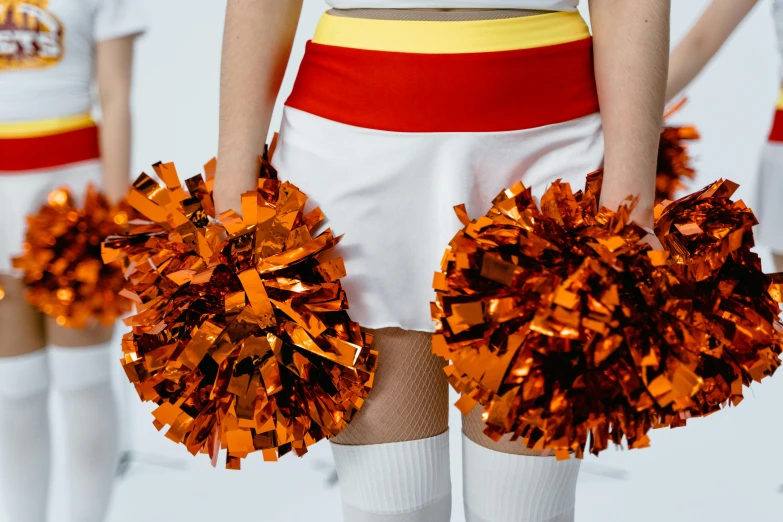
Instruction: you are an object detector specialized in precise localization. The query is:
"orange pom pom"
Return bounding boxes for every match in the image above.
[432,172,782,457]
[103,152,377,467]
[12,185,132,328]
[657,99,700,201]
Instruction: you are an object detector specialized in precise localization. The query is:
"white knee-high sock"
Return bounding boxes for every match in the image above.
[0,350,51,522]
[50,344,119,522]
[331,431,452,522]
[463,435,580,522]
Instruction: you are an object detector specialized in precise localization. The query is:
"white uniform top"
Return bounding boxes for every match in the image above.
[775,0,783,79]
[326,0,578,10]
[0,0,145,122]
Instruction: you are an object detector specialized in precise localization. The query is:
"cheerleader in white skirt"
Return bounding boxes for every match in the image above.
[667,0,783,269]
[213,1,670,521]
[0,1,144,520]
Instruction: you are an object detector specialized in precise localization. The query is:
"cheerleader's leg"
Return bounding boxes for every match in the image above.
[47,326,118,522]
[330,328,452,522]
[0,162,119,522]
[462,410,581,522]
[0,169,52,522]
[43,162,120,522]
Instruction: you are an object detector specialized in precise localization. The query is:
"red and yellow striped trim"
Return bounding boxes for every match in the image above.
[0,114,100,172]
[287,12,598,133]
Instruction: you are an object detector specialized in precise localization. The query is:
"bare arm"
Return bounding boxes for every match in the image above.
[666,0,758,103]
[96,35,137,204]
[590,0,670,229]
[213,0,303,214]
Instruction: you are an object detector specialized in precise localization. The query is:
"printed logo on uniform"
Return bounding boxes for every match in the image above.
[0,0,64,70]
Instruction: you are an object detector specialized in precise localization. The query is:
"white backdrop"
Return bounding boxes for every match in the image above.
[23,1,783,521]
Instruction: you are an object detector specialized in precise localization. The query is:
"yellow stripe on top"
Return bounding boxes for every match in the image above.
[777,89,783,110]
[0,113,95,139]
[313,11,590,54]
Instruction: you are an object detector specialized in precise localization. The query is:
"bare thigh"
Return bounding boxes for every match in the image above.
[45,316,114,348]
[332,327,449,445]
[0,275,46,357]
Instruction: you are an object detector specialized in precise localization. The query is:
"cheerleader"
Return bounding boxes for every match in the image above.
[214,1,669,521]
[666,0,783,268]
[0,1,143,521]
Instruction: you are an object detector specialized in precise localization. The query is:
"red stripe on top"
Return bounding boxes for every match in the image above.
[0,125,101,172]
[770,110,783,143]
[286,38,599,133]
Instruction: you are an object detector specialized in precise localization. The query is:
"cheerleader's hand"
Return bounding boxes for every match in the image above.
[599,165,661,251]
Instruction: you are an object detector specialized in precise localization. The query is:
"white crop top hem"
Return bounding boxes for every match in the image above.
[774,0,783,80]
[326,1,578,10]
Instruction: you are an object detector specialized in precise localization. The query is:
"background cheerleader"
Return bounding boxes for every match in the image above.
[666,0,783,269]
[0,1,144,521]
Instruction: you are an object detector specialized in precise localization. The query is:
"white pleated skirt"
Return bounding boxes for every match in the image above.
[756,141,783,253]
[273,11,604,332]
[274,109,603,331]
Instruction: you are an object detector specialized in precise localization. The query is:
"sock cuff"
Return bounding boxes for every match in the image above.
[331,430,451,514]
[0,350,49,398]
[49,344,112,391]
[462,434,580,522]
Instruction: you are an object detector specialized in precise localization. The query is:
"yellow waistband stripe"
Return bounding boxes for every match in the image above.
[777,90,783,110]
[0,113,96,139]
[312,11,590,54]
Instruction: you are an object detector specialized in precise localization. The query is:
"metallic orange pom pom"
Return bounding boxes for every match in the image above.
[102,153,377,467]
[657,99,700,201]
[432,172,782,458]
[11,185,132,328]
[654,180,783,424]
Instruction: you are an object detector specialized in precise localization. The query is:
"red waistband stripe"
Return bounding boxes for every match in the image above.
[770,110,783,143]
[0,125,101,172]
[286,38,599,133]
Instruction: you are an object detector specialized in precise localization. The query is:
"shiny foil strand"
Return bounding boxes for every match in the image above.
[11,185,133,328]
[103,151,377,467]
[432,172,783,458]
